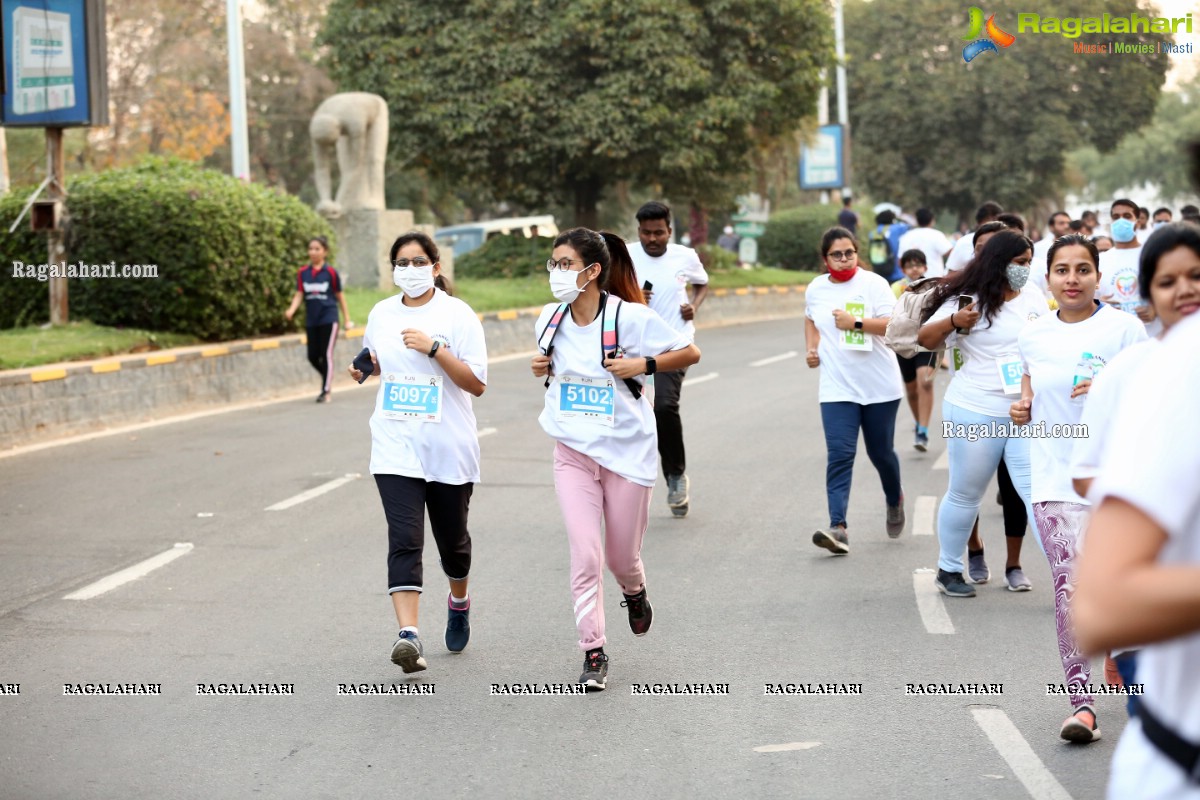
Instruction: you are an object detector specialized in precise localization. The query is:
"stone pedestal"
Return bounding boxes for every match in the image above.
[328,210,452,289]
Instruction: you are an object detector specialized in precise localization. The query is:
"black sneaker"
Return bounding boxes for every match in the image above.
[316,391,331,404]
[620,589,653,636]
[812,525,849,555]
[445,595,470,653]
[390,630,428,673]
[935,569,976,598]
[579,648,608,691]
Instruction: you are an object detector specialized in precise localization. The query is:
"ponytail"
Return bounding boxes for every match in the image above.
[599,231,646,304]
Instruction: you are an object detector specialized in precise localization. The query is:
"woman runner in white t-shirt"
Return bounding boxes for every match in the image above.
[349,232,488,674]
[917,230,1048,598]
[530,228,700,691]
[1010,234,1147,743]
[804,226,906,554]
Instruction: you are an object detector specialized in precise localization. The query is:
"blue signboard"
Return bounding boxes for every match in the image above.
[799,124,846,190]
[1,0,100,126]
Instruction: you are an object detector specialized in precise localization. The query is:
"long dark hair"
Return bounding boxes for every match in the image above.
[1139,222,1200,300]
[922,230,1032,327]
[599,232,646,303]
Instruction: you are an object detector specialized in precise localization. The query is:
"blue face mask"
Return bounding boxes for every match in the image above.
[1006,262,1030,291]
[1110,217,1136,243]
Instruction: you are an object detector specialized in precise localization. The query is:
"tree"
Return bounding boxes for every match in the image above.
[1067,69,1200,204]
[843,0,1168,219]
[319,0,831,228]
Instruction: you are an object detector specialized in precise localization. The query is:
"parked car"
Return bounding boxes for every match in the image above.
[435,215,557,258]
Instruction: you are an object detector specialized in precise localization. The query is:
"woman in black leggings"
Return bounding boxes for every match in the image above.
[285,236,353,403]
[966,458,1031,591]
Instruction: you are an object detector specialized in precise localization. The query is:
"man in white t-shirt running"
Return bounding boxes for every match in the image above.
[1100,197,1162,338]
[627,201,710,518]
[896,207,952,279]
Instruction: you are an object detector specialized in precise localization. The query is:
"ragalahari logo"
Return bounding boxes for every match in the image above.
[962,7,1016,62]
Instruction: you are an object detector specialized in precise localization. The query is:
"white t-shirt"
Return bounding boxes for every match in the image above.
[804,270,903,405]
[945,232,977,272]
[1030,237,1055,300]
[928,286,1049,417]
[1092,313,1200,798]
[362,291,488,483]
[1099,245,1164,338]
[897,226,952,278]
[1018,304,1147,504]
[1068,337,1160,483]
[628,242,709,341]
[535,300,691,487]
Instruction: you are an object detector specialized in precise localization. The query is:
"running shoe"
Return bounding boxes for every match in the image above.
[316,391,331,403]
[390,630,428,673]
[812,526,850,555]
[667,474,690,517]
[935,569,976,598]
[620,588,653,636]
[914,432,928,452]
[1060,707,1101,743]
[1004,567,1032,592]
[886,496,906,538]
[579,648,608,691]
[445,595,470,653]
[967,550,990,584]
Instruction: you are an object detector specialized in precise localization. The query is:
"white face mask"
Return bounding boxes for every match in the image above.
[549,267,593,304]
[394,265,435,298]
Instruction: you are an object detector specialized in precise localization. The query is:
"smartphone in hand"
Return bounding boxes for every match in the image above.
[956,295,973,336]
[642,281,653,291]
[352,347,374,383]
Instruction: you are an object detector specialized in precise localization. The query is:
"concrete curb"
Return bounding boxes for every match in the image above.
[0,285,806,451]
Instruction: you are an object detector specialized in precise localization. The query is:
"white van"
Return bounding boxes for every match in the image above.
[434,215,558,258]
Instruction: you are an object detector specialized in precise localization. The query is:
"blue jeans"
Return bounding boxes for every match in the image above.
[937,401,1040,573]
[819,400,903,529]
[1115,651,1140,718]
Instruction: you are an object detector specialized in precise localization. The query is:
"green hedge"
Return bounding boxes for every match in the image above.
[1,158,333,338]
[454,234,551,279]
[757,205,845,272]
[0,189,54,328]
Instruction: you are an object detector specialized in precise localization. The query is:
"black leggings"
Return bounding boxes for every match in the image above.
[306,322,338,393]
[374,474,473,593]
[997,458,1027,538]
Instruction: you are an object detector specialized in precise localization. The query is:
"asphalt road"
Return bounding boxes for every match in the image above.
[0,317,1124,799]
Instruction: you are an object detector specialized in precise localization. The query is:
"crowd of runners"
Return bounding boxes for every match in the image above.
[281,195,1200,799]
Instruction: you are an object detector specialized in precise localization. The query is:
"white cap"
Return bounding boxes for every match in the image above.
[723,225,734,235]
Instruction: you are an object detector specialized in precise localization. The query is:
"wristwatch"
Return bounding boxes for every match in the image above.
[854,319,864,331]
[428,341,440,358]
[644,356,657,376]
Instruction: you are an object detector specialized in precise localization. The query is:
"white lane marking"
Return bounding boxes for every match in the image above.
[971,709,1074,800]
[914,495,938,536]
[265,473,361,511]
[487,349,538,365]
[750,351,799,368]
[477,427,498,438]
[933,449,949,470]
[753,742,822,753]
[64,543,194,600]
[684,372,720,386]
[912,569,955,634]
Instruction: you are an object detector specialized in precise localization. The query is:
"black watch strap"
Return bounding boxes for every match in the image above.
[644,356,657,376]
[428,340,440,358]
[854,319,864,330]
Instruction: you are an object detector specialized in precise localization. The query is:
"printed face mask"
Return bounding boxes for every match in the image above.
[550,267,593,304]
[1110,218,1136,243]
[394,265,435,298]
[1006,262,1031,291]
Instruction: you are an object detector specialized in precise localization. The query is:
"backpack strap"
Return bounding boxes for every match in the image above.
[601,294,643,401]
[537,302,569,387]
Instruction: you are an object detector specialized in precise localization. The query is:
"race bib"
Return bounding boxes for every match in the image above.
[555,375,615,427]
[951,347,966,372]
[840,301,872,351]
[381,373,443,422]
[995,355,1023,395]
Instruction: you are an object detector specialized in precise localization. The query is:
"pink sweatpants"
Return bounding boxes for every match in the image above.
[553,442,652,652]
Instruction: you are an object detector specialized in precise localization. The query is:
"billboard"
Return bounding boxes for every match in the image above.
[798,124,846,190]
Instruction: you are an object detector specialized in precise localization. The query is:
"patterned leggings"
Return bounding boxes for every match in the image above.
[1032,501,1093,711]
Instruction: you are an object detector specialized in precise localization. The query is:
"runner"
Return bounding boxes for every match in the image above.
[1099,198,1162,337]
[805,226,905,554]
[531,227,700,690]
[285,236,353,403]
[897,208,953,279]
[627,201,709,518]
[1011,234,1147,743]
[1073,311,1200,798]
[891,249,938,450]
[945,201,1004,272]
[350,231,488,673]
[917,229,1047,597]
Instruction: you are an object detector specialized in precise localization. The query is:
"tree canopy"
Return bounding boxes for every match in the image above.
[844,0,1168,219]
[319,0,831,227]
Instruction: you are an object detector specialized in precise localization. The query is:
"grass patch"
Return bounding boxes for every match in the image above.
[0,321,198,370]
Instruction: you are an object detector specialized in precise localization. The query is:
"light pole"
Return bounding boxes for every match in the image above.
[226,0,250,180]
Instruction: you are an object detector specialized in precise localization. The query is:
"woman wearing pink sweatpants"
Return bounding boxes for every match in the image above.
[531,227,701,691]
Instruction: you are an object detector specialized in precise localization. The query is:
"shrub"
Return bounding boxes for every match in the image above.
[454,234,552,279]
[757,205,843,272]
[0,188,56,328]
[695,244,739,272]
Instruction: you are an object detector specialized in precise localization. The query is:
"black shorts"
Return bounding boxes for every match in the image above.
[897,351,939,383]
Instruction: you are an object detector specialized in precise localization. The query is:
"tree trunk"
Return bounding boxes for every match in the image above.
[573,178,602,230]
[689,203,708,249]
